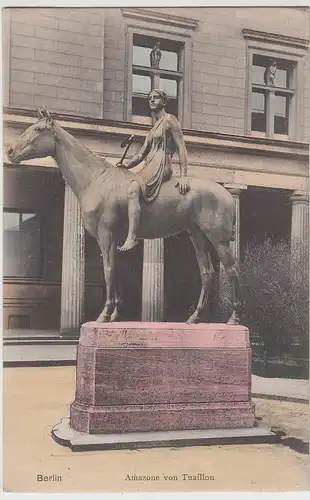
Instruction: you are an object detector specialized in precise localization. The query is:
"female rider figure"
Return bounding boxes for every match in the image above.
[117,89,190,251]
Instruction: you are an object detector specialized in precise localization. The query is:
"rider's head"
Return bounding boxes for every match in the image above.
[148,89,168,111]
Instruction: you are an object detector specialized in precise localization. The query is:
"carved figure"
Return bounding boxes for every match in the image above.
[7,106,242,325]
[117,89,190,252]
[264,61,277,86]
[150,42,161,69]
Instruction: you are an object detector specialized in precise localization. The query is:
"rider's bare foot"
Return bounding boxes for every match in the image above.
[118,238,139,251]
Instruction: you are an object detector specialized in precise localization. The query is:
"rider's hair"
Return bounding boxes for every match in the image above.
[148,89,168,108]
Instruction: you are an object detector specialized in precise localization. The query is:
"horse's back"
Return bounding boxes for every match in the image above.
[137,176,234,239]
[150,176,233,210]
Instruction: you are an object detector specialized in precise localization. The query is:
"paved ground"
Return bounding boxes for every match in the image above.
[252,375,309,401]
[3,366,309,494]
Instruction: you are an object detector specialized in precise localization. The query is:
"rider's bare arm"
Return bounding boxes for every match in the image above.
[167,114,190,194]
[118,136,151,169]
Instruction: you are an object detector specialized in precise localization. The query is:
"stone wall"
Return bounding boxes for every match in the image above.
[7,8,105,117]
[5,7,309,136]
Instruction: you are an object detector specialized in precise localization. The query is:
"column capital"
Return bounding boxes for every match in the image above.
[290,190,309,203]
[224,184,247,196]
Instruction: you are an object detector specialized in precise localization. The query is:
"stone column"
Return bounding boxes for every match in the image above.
[60,184,85,336]
[290,190,309,276]
[224,184,247,261]
[142,239,164,322]
[217,185,246,321]
[141,71,165,322]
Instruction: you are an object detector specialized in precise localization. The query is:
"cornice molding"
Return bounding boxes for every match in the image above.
[121,7,199,32]
[242,29,309,51]
[4,279,61,287]
[3,110,308,162]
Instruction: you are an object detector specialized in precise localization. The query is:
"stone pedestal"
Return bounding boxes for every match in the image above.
[69,322,255,434]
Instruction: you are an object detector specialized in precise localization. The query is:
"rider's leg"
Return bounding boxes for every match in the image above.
[118,180,141,252]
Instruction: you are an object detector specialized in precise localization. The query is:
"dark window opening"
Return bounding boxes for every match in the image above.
[252,54,293,89]
[3,210,42,278]
[131,34,183,120]
[274,93,289,135]
[251,54,295,137]
[251,90,266,132]
[240,187,292,262]
[133,34,180,71]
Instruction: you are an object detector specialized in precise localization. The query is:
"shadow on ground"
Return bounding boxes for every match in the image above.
[280,436,309,455]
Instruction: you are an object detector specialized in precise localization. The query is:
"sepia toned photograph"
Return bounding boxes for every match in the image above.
[2,4,309,494]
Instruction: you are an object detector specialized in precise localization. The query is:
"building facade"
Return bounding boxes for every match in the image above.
[3,7,309,334]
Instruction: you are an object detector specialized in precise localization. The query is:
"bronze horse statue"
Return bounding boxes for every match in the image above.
[7,108,242,325]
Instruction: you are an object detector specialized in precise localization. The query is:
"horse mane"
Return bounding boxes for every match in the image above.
[53,121,114,172]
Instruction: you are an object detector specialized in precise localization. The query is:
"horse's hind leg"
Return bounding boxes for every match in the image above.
[186,225,215,324]
[96,228,116,322]
[210,239,242,325]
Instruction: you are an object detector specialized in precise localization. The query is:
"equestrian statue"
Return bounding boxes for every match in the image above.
[7,89,242,325]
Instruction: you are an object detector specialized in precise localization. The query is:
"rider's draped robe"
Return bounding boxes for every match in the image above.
[135,114,176,202]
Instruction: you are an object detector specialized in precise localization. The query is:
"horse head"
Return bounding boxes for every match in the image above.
[7,106,56,164]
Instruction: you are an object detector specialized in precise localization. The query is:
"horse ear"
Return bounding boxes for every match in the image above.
[42,105,54,123]
[37,108,44,119]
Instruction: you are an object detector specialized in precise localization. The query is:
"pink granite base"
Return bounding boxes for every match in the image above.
[70,322,255,434]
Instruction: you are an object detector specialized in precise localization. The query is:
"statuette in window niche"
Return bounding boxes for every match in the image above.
[264,61,277,86]
[150,41,161,69]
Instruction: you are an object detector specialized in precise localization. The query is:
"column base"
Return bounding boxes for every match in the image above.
[60,327,80,339]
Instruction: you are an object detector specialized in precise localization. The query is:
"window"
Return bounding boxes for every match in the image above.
[122,8,198,127]
[3,210,42,278]
[251,55,295,137]
[131,34,182,123]
[243,29,307,141]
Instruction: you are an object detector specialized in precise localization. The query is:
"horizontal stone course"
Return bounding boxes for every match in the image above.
[11,69,34,83]
[192,113,219,126]
[34,26,103,47]
[12,33,58,52]
[58,18,103,36]
[12,10,59,29]
[11,81,58,98]
[11,21,35,36]
[9,8,105,119]
[11,58,59,75]
[57,65,102,81]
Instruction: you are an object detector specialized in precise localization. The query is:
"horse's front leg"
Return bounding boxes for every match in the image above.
[110,282,122,322]
[96,228,116,323]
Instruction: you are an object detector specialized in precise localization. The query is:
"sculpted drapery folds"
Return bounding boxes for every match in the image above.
[117,89,190,251]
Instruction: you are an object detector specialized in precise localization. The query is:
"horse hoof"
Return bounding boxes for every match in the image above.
[96,315,110,323]
[186,314,200,324]
[110,312,120,322]
[227,317,240,325]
